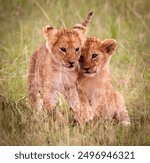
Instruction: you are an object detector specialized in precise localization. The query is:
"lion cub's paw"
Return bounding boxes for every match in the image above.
[121,120,131,126]
[74,105,94,124]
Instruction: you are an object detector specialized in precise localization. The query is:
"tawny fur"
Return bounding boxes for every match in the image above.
[78,37,130,125]
[28,12,93,123]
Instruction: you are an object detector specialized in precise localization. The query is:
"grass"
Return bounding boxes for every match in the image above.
[0,0,150,145]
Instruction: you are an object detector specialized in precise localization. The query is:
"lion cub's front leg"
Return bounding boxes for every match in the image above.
[65,85,80,110]
[41,82,53,112]
[73,84,94,124]
[42,82,67,123]
[64,83,93,124]
[41,70,59,112]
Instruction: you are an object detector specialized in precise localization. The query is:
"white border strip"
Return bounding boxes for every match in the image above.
[0,146,149,162]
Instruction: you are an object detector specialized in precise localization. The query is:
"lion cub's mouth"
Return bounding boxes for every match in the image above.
[83,70,97,77]
[63,65,76,71]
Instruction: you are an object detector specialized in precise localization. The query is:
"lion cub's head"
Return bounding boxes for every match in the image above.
[79,37,117,77]
[43,12,93,71]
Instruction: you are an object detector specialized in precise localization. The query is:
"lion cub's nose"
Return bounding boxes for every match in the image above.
[68,61,75,65]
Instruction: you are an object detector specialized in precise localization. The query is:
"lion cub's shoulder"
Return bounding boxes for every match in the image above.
[32,43,48,60]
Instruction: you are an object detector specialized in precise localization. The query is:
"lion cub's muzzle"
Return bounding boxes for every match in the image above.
[82,67,97,77]
[63,60,78,71]
[68,61,75,68]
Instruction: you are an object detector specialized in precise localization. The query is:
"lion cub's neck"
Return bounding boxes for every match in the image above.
[96,64,111,84]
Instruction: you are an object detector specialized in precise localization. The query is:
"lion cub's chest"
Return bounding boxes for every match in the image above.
[79,77,108,106]
[79,78,98,105]
[51,69,77,92]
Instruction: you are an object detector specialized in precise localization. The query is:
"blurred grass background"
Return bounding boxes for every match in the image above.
[0,0,150,145]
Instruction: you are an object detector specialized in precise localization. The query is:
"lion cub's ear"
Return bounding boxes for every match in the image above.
[43,25,58,45]
[100,39,117,55]
[73,12,93,38]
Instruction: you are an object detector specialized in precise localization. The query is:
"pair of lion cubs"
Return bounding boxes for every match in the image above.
[28,12,130,126]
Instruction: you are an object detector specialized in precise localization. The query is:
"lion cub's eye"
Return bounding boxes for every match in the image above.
[60,47,67,53]
[92,53,98,59]
[75,47,80,53]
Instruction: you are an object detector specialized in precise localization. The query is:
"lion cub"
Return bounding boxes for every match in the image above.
[28,12,93,123]
[78,37,130,125]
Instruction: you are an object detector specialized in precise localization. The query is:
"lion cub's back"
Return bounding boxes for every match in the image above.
[28,44,48,88]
